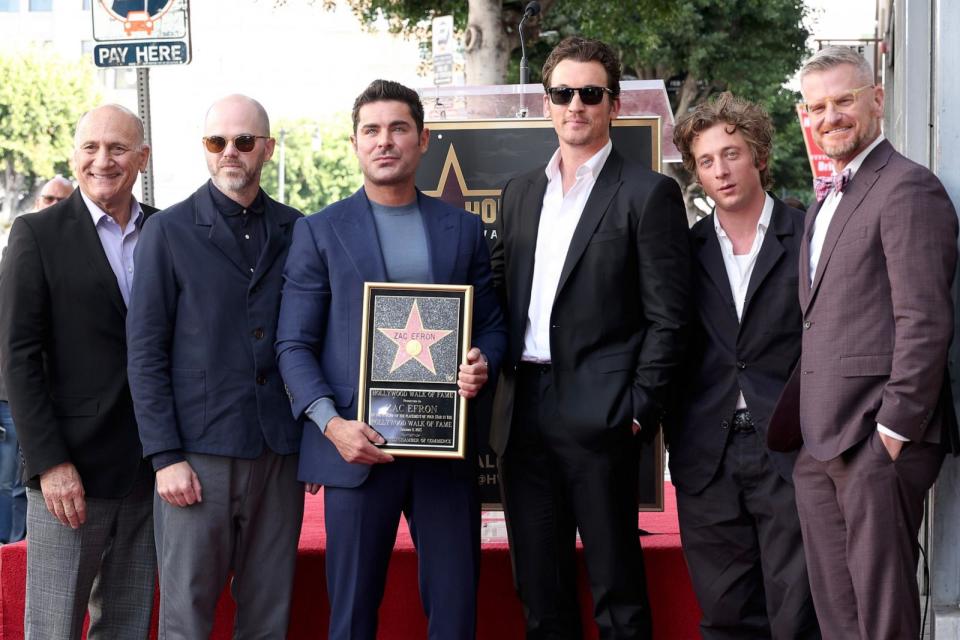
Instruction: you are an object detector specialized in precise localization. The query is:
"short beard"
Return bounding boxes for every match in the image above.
[213,168,254,194]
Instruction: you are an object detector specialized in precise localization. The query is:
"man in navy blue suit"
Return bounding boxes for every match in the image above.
[276,79,506,640]
[127,94,304,638]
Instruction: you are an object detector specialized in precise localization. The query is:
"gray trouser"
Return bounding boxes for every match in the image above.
[24,474,155,640]
[155,450,304,640]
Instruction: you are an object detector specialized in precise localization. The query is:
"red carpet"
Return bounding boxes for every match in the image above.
[0,483,699,639]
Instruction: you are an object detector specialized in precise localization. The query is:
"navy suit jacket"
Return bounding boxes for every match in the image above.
[668,197,803,494]
[276,188,506,488]
[127,183,303,461]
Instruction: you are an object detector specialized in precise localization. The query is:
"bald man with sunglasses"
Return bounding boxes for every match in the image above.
[127,94,305,638]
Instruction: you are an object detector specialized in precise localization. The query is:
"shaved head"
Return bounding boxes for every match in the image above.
[34,175,74,210]
[204,94,270,136]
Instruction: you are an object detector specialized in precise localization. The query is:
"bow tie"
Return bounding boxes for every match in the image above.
[814,169,852,202]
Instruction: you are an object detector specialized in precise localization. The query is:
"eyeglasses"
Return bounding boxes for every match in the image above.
[39,194,66,204]
[801,85,874,116]
[546,86,615,106]
[202,134,270,153]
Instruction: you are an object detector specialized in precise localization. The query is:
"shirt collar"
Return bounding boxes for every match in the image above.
[208,180,265,217]
[837,134,885,179]
[544,139,613,182]
[80,190,143,230]
[713,193,774,240]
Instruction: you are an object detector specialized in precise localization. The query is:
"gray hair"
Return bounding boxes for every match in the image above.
[799,46,874,85]
[74,104,146,149]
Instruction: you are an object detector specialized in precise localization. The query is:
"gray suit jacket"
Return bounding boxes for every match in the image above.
[789,140,958,460]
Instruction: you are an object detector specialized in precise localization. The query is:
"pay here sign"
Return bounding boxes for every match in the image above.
[91,0,192,68]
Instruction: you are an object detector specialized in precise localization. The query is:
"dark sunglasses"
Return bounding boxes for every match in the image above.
[39,194,66,204]
[202,134,269,153]
[546,86,615,106]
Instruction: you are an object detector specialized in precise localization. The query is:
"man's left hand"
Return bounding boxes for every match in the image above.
[457,347,488,398]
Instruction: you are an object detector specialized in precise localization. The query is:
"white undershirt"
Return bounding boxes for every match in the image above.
[521,140,612,362]
[807,134,907,442]
[714,194,773,409]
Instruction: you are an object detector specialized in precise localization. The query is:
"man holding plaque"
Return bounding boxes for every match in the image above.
[490,37,691,638]
[277,79,506,640]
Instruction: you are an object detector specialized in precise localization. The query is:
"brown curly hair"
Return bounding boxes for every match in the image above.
[672,92,774,190]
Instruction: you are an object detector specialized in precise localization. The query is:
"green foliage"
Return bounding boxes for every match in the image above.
[260,115,363,215]
[0,49,98,216]
[327,0,815,197]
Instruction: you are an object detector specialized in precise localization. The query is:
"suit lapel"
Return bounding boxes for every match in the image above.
[252,197,298,289]
[807,142,891,307]
[419,191,458,284]
[742,199,790,320]
[554,150,623,300]
[194,185,250,277]
[331,189,388,283]
[70,191,128,316]
[799,199,820,312]
[694,216,737,319]
[511,172,548,330]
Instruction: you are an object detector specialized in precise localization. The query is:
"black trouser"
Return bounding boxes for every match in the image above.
[676,410,820,640]
[499,363,651,640]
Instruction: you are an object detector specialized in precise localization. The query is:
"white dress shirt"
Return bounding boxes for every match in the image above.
[522,140,613,362]
[807,135,907,442]
[80,191,143,307]
[714,194,774,410]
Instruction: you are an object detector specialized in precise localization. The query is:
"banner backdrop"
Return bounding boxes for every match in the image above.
[415,117,665,510]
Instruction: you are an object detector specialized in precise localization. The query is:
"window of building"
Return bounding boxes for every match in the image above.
[28,0,52,10]
[0,0,21,13]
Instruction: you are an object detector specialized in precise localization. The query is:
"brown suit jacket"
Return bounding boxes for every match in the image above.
[770,139,958,460]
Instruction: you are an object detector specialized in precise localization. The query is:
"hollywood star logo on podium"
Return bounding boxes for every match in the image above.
[378,300,453,375]
[422,146,500,208]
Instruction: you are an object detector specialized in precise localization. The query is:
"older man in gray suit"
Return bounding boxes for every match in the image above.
[770,46,959,639]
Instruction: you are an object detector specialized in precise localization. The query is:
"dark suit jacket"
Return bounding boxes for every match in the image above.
[769,140,959,459]
[127,183,303,461]
[489,148,691,454]
[0,190,156,497]
[668,197,803,495]
[276,188,507,488]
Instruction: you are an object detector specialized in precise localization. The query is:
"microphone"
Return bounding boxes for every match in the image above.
[518,1,540,86]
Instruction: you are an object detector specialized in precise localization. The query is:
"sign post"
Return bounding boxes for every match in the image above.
[90,1,192,206]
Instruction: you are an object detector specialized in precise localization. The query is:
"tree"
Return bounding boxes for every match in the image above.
[551,0,812,214]
[260,115,362,214]
[0,49,98,224]
[283,0,813,213]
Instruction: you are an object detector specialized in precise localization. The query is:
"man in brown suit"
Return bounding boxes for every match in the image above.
[776,46,959,639]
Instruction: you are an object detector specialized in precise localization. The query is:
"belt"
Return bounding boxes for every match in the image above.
[731,409,755,433]
[517,361,552,375]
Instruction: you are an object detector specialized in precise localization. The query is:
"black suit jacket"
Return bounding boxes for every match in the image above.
[0,190,156,497]
[489,148,691,454]
[667,197,803,495]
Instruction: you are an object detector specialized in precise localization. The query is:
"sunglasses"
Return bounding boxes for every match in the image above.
[39,194,66,204]
[202,134,270,153]
[546,86,615,106]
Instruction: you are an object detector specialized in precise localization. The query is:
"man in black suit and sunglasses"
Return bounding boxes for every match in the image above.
[490,37,691,639]
[127,94,305,638]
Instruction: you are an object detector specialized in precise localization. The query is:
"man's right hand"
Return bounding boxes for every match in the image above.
[324,417,394,465]
[156,461,203,507]
[39,462,86,529]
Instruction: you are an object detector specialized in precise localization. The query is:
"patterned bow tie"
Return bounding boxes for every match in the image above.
[814,169,852,202]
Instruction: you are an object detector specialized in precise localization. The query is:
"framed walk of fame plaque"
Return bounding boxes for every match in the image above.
[358,282,473,458]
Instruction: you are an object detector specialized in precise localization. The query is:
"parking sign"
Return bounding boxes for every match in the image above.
[91,0,192,68]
